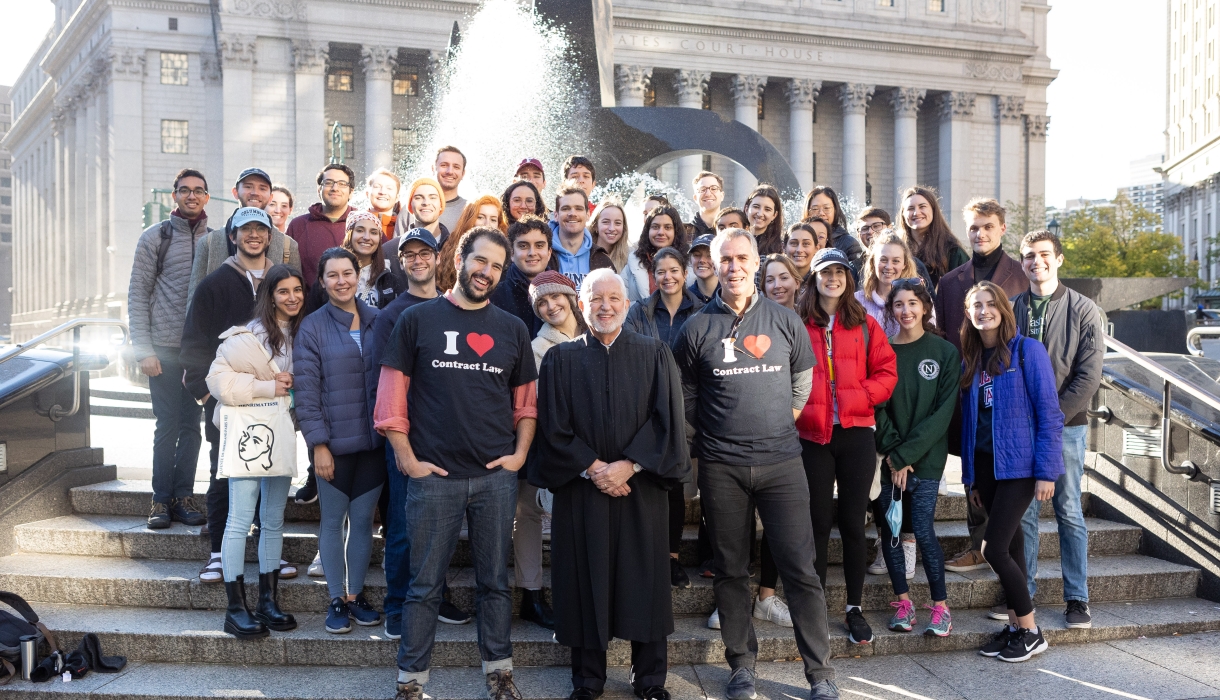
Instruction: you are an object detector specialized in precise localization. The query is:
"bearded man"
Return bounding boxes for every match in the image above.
[532,267,690,700]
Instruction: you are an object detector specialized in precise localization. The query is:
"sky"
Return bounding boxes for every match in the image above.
[0,0,1165,210]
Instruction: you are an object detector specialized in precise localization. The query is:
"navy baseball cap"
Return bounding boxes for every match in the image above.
[690,233,715,251]
[398,227,439,252]
[234,167,272,188]
[231,207,272,230]
[811,247,851,273]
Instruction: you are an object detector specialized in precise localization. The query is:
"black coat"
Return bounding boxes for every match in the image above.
[180,263,257,400]
[490,264,546,337]
[531,331,690,648]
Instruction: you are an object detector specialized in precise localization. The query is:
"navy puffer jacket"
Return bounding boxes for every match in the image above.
[293,299,383,454]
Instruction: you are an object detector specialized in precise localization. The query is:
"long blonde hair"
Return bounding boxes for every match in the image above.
[589,200,631,272]
[861,231,918,299]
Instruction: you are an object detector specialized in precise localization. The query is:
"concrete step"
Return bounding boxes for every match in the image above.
[28,596,1220,669]
[89,396,157,419]
[0,551,1197,615]
[90,377,151,403]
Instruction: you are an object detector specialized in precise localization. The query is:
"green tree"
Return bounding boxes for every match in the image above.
[1002,195,1046,257]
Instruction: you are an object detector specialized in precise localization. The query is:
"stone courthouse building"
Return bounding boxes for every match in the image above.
[3,0,1054,340]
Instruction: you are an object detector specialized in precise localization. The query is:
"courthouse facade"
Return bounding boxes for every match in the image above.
[3,0,1054,340]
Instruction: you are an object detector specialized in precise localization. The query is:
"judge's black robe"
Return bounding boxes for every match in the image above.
[530,330,690,651]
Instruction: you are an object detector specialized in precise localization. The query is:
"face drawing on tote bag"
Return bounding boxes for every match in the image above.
[237,424,275,472]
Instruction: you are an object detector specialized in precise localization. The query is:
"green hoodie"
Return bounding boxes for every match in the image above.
[874,332,961,482]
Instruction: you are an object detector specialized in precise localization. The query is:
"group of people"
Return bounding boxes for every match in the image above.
[126,145,1104,700]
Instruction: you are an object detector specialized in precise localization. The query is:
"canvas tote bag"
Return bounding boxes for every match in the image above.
[216,347,297,480]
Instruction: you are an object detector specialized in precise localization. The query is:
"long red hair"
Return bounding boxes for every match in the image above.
[437,196,508,291]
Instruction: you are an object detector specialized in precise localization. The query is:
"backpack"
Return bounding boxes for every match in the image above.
[153,219,174,277]
[0,591,58,684]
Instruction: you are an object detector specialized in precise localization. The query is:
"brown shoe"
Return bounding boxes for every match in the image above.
[486,669,523,700]
[944,548,989,572]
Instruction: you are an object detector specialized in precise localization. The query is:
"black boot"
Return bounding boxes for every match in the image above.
[254,570,297,631]
[519,589,555,629]
[223,576,269,639]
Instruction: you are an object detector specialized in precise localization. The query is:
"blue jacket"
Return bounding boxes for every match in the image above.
[549,224,592,277]
[293,299,383,454]
[960,334,1065,486]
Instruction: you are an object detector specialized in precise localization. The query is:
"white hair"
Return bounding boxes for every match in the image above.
[578,267,628,305]
[711,227,759,262]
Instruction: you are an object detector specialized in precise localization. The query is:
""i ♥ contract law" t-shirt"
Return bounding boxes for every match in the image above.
[380,296,536,478]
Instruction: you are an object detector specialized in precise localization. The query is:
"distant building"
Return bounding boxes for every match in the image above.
[1119,153,1165,229]
[0,85,10,341]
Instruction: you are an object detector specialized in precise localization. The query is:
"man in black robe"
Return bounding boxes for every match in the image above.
[532,268,690,700]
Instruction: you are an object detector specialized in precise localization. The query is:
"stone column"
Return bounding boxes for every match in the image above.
[614,64,652,107]
[996,95,1024,208]
[105,47,145,301]
[730,74,767,204]
[674,69,710,198]
[1024,113,1049,224]
[839,83,874,208]
[219,35,256,211]
[785,79,821,193]
[362,45,396,173]
[937,91,976,242]
[293,41,328,199]
[890,87,925,210]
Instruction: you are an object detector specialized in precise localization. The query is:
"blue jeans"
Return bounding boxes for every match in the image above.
[147,347,202,504]
[1022,424,1089,603]
[221,476,292,582]
[397,468,517,685]
[877,475,947,602]
[383,445,410,620]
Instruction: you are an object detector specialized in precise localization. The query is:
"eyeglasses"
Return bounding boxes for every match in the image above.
[857,221,888,234]
[892,277,925,289]
[176,187,208,198]
[808,205,835,216]
[400,250,435,262]
[697,186,723,195]
[321,179,352,190]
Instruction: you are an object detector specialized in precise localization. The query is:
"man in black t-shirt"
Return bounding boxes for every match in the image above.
[374,227,537,700]
[673,228,839,700]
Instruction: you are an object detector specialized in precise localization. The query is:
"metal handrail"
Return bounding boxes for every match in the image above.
[1103,334,1218,484]
[0,318,129,421]
[1185,325,1220,356]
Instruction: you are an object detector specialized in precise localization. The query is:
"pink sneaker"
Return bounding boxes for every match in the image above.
[924,604,952,637]
[887,600,915,632]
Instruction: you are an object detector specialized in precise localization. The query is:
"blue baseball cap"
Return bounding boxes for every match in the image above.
[691,233,715,251]
[234,167,272,188]
[398,227,439,252]
[231,207,272,230]
[811,247,851,273]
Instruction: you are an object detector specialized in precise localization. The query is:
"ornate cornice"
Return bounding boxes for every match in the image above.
[784,78,821,110]
[225,0,307,19]
[201,52,222,84]
[615,64,653,102]
[963,61,1022,82]
[997,94,1025,121]
[219,34,257,69]
[889,87,925,118]
[1024,114,1049,140]
[730,74,767,105]
[291,40,328,74]
[107,46,147,78]
[362,45,397,80]
[838,83,874,115]
[672,69,709,104]
[937,91,976,119]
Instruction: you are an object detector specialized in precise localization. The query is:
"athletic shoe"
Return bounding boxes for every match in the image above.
[987,602,1010,621]
[147,500,170,529]
[294,473,318,504]
[384,612,402,640]
[307,551,324,578]
[169,497,207,526]
[1065,600,1092,629]
[569,689,602,700]
[923,605,952,637]
[635,686,671,700]
[486,669,523,700]
[753,595,793,627]
[348,593,382,626]
[707,608,721,630]
[998,627,1048,662]
[439,598,472,625]
[670,558,692,589]
[810,679,840,700]
[845,608,874,644]
[903,539,917,580]
[887,600,915,632]
[325,597,351,634]
[867,544,887,575]
[725,667,757,700]
[944,547,989,572]
[699,559,715,579]
[978,625,1018,657]
[395,680,423,700]
[278,559,297,580]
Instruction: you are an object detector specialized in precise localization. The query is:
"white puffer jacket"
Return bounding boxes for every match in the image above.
[205,320,290,427]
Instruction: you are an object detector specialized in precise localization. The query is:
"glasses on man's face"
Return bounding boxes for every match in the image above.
[176,187,208,198]
[697,186,723,195]
[321,179,352,190]
[400,250,435,263]
[857,221,887,235]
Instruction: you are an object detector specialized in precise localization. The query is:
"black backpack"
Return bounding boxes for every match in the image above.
[0,592,58,684]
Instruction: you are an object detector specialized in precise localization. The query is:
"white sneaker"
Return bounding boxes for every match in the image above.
[753,595,793,627]
[307,551,324,578]
[867,544,888,575]
[707,608,721,629]
[903,539,917,580]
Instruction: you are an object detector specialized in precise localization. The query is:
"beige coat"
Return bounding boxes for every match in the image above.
[531,323,581,372]
[205,322,284,427]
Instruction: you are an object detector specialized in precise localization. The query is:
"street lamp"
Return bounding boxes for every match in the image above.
[1048,217,1060,236]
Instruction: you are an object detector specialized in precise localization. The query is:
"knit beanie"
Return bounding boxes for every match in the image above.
[529,270,579,319]
[405,177,446,217]
[345,208,379,232]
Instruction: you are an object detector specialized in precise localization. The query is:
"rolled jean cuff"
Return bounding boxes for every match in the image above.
[809,669,837,683]
[398,669,429,686]
[483,658,513,675]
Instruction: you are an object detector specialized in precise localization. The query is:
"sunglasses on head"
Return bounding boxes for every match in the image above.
[892,277,925,289]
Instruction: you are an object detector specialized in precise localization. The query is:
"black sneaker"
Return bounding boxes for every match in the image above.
[294,472,318,504]
[438,598,472,625]
[635,686,671,700]
[998,627,1048,662]
[725,667,756,700]
[147,500,170,529]
[568,689,602,700]
[169,497,207,526]
[670,558,691,589]
[845,608,874,644]
[1064,600,1092,629]
[979,625,1019,657]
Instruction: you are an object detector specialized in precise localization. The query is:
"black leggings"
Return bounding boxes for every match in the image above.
[972,452,1036,618]
[802,427,876,607]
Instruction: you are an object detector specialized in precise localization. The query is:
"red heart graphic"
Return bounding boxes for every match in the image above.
[466,333,495,357]
[743,335,771,359]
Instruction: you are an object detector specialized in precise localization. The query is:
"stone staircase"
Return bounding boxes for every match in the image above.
[2,478,1219,699]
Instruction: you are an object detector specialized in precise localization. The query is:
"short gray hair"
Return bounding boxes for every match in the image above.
[711,227,758,261]
[578,267,628,305]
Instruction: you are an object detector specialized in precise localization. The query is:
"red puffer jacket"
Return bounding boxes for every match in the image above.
[797,313,898,444]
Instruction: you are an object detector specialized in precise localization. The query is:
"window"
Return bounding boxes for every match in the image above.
[393,127,416,162]
[1,178,10,187]
[878,0,894,5]
[392,70,419,96]
[1,214,10,225]
[168,17,178,30]
[160,119,189,153]
[160,52,188,85]
[928,0,945,11]
[643,82,656,107]
[702,88,711,111]
[1,232,10,243]
[702,155,712,171]
[331,124,355,161]
[757,88,765,120]
[327,68,353,92]
[0,196,9,205]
